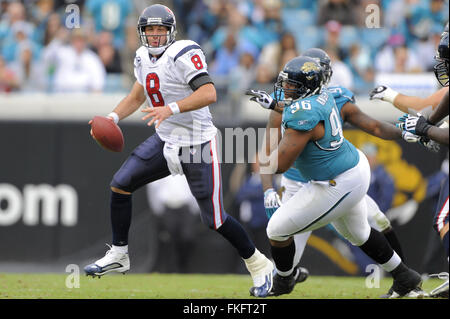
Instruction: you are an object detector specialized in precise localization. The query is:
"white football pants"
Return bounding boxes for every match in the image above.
[281,177,392,266]
[268,150,373,247]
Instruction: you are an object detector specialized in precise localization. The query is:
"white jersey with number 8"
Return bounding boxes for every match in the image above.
[134,40,217,147]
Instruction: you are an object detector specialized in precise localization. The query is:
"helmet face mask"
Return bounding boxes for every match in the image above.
[434,23,449,87]
[434,57,449,87]
[137,4,177,56]
[274,57,323,105]
[320,63,333,85]
[274,72,312,103]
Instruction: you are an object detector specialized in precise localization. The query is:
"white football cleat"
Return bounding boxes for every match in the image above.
[429,272,449,298]
[389,287,429,298]
[245,249,275,297]
[84,245,130,277]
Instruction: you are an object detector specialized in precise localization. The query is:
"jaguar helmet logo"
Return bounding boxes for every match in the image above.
[301,62,320,80]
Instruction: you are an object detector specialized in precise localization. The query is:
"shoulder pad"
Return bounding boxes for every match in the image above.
[284,99,322,131]
[167,40,203,61]
[134,46,148,64]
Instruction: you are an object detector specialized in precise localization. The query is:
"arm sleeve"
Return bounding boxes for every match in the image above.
[188,72,214,91]
[340,87,356,104]
[330,86,355,109]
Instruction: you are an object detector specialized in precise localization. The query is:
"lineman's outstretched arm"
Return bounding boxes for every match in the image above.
[341,101,402,140]
[426,126,449,146]
[370,86,448,113]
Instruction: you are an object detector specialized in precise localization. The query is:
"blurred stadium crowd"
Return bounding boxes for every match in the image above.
[0,0,448,96]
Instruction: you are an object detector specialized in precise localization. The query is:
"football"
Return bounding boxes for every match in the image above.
[90,116,124,152]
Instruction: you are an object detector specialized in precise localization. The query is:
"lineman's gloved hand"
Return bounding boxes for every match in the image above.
[397,113,432,136]
[246,89,276,110]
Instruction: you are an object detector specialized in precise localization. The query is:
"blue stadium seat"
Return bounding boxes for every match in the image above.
[282,9,315,34]
[295,26,324,51]
[104,74,127,93]
[282,0,315,10]
[359,27,391,52]
[339,26,359,49]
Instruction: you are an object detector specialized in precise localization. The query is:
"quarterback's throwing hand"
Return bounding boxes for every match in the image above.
[246,89,276,110]
[88,116,114,138]
[142,106,173,128]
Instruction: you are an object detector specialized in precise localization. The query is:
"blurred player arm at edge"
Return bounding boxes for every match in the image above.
[428,89,449,124]
[425,90,449,145]
[392,87,448,113]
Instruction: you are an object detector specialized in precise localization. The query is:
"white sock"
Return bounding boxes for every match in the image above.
[244,249,268,273]
[112,244,128,254]
[380,251,401,272]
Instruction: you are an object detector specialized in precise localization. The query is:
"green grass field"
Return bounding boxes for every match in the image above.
[0,273,445,299]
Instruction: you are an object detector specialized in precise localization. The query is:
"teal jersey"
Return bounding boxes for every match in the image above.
[281,90,359,181]
[327,86,355,120]
[282,86,356,182]
[283,166,308,182]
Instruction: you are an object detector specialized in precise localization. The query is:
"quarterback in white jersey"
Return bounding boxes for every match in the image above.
[134,40,217,146]
[84,4,274,297]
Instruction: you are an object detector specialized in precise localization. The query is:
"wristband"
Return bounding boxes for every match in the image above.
[107,112,119,124]
[383,88,399,104]
[168,102,181,115]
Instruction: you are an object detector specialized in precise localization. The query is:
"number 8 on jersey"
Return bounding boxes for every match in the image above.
[146,73,165,107]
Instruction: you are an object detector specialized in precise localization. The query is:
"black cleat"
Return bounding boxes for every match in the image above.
[269,272,297,296]
[294,266,309,284]
[384,268,423,298]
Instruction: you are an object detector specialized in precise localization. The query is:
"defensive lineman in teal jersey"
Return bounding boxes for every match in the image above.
[268,85,402,259]
[283,85,355,182]
[282,89,359,181]
[278,84,414,298]
[246,55,423,298]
